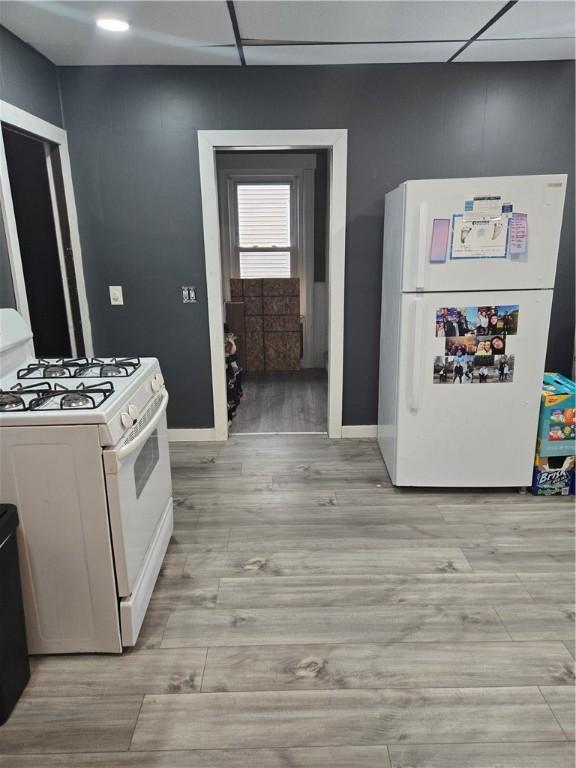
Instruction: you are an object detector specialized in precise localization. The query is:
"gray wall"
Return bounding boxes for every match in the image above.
[0,26,63,312]
[0,29,573,425]
[59,62,575,427]
[0,26,62,126]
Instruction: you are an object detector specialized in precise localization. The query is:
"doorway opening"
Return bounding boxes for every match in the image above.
[197,129,347,442]
[0,101,92,359]
[217,150,329,434]
[3,127,77,357]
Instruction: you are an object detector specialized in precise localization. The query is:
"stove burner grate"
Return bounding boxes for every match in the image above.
[17,357,141,379]
[5,381,115,411]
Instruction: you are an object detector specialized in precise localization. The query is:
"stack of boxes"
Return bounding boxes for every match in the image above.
[531,373,576,495]
[229,278,301,371]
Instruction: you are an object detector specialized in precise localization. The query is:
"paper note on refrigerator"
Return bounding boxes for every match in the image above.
[429,219,450,263]
[507,212,528,256]
[450,214,508,260]
[463,196,502,221]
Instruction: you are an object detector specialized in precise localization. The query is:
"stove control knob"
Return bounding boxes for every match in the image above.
[121,412,133,429]
[128,403,139,421]
[151,374,163,393]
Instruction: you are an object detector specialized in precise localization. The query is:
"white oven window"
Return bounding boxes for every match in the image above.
[134,429,159,498]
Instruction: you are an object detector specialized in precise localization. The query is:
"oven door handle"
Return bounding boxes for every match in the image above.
[107,389,169,471]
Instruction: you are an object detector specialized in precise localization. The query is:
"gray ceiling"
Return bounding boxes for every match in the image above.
[1,0,574,66]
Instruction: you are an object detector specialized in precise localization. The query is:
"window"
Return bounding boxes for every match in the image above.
[236,183,292,279]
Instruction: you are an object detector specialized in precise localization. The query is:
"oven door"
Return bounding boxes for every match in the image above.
[103,388,172,597]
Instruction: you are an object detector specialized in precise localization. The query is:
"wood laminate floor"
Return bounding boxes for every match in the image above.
[1,435,574,767]
[229,369,327,433]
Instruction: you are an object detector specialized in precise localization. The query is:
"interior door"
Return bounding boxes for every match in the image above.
[396,289,553,487]
[401,175,566,293]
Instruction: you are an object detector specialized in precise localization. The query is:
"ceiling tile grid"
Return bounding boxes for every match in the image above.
[244,41,460,66]
[0,0,574,66]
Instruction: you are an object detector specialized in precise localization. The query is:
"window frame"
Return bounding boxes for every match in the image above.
[233,179,296,279]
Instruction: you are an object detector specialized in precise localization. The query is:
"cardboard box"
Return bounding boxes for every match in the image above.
[537,373,575,457]
[531,454,575,496]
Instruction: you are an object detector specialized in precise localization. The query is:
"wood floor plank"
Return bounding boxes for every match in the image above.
[132,609,171,650]
[483,527,575,546]
[272,473,398,490]
[227,523,490,550]
[182,547,473,579]
[462,545,574,572]
[167,528,230,553]
[26,649,208,696]
[172,476,274,494]
[389,742,575,768]
[241,460,388,477]
[216,573,534,608]
[0,745,391,767]
[192,504,447,528]
[184,490,338,510]
[202,641,575,693]
[495,604,575,642]
[334,489,562,506]
[516,573,576,604]
[0,696,142,754]
[440,503,575,525]
[161,605,510,648]
[540,685,576,739]
[147,577,219,610]
[170,462,243,477]
[130,687,565,751]
[158,553,188,578]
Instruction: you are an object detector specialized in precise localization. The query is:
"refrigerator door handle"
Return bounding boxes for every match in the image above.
[415,201,428,291]
[408,297,424,412]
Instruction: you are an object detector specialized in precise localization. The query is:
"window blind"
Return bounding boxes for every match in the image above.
[239,251,291,279]
[237,184,291,247]
[236,183,292,279]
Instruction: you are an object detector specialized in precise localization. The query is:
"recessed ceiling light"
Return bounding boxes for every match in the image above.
[96,18,130,32]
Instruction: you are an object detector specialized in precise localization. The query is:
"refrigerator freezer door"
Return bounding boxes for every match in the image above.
[393,289,553,487]
[401,176,566,292]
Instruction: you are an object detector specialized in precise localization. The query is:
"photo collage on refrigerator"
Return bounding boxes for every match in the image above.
[433,305,519,384]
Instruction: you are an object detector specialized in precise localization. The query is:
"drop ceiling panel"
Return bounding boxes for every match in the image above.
[479,0,575,40]
[458,36,576,62]
[0,0,237,65]
[245,41,460,66]
[236,1,502,43]
[33,43,240,67]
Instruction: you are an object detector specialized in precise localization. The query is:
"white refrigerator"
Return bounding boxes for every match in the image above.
[378,175,567,487]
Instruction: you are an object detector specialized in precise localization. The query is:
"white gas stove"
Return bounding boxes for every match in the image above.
[0,309,173,653]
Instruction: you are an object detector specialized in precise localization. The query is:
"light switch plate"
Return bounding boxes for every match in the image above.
[182,286,197,303]
[109,286,124,305]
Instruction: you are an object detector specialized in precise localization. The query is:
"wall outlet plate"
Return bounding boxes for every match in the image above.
[182,286,197,303]
[109,286,124,305]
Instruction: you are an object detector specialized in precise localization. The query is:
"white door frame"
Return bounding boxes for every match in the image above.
[198,129,347,440]
[0,100,93,356]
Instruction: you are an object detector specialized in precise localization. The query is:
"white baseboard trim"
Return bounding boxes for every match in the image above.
[341,425,378,438]
[168,428,219,442]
